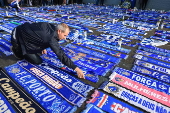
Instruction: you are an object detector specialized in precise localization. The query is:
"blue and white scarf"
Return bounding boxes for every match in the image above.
[65,44,121,63]
[41,54,99,83]
[138,46,170,57]
[17,60,86,107]
[135,59,170,75]
[72,42,128,59]
[99,81,170,113]
[5,63,76,113]
[38,61,94,97]
[134,54,170,69]
[136,50,170,62]
[112,67,170,95]
[132,65,170,84]
[87,89,144,113]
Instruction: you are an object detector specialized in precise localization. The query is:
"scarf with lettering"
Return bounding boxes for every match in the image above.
[41,54,99,83]
[65,44,121,64]
[82,104,106,113]
[5,64,77,113]
[87,89,144,113]
[135,59,170,75]
[99,81,170,113]
[86,39,131,54]
[61,47,115,76]
[138,46,170,57]
[136,50,170,62]
[38,61,94,97]
[134,54,170,69]
[110,67,170,107]
[72,42,128,59]
[132,65,170,84]
[17,60,86,107]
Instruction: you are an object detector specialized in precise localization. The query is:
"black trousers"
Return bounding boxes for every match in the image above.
[11,28,43,65]
[139,0,148,10]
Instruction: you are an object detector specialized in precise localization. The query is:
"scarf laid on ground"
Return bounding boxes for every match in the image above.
[72,42,128,59]
[136,50,170,62]
[135,59,170,75]
[110,67,170,107]
[17,60,86,107]
[134,54,170,69]
[0,91,16,113]
[65,44,121,64]
[132,65,170,84]
[99,81,170,113]
[5,63,77,113]
[87,89,144,113]
[41,54,99,83]
[38,61,94,97]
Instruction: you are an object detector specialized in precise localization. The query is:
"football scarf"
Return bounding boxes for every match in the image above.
[5,63,77,113]
[0,92,16,113]
[134,54,170,69]
[38,61,94,97]
[138,46,170,57]
[81,39,131,54]
[72,42,128,59]
[136,50,170,62]
[0,67,48,113]
[87,89,144,113]
[17,60,86,107]
[110,67,170,107]
[132,65,170,84]
[99,81,170,113]
[41,54,99,83]
[65,44,121,63]
[82,104,106,113]
[135,59,170,75]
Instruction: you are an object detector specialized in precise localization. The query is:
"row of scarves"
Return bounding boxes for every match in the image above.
[4,60,94,112]
[0,38,12,56]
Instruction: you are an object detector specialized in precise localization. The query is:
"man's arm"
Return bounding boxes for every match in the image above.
[49,39,85,79]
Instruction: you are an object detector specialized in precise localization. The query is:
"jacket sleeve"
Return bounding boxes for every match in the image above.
[49,38,77,70]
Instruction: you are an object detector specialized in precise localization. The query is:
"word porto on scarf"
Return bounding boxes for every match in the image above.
[99,81,170,113]
[87,89,144,113]
[135,59,170,75]
[0,91,16,113]
[82,104,106,113]
[17,60,86,107]
[0,67,47,113]
[41,54,99,83]
[110,67,170,107]
[38,61,94,97]
[132,65,170,84]
[5,63,77,113]
[136,50,170,63]
[134,54,170,69]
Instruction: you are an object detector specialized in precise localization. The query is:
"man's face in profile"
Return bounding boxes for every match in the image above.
[57,28,69,40]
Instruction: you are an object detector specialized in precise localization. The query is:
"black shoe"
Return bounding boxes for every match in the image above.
[10,46,23,60]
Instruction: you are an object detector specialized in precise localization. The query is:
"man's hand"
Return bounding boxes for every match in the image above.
[75,67,85,79]
[42,49,47,54]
